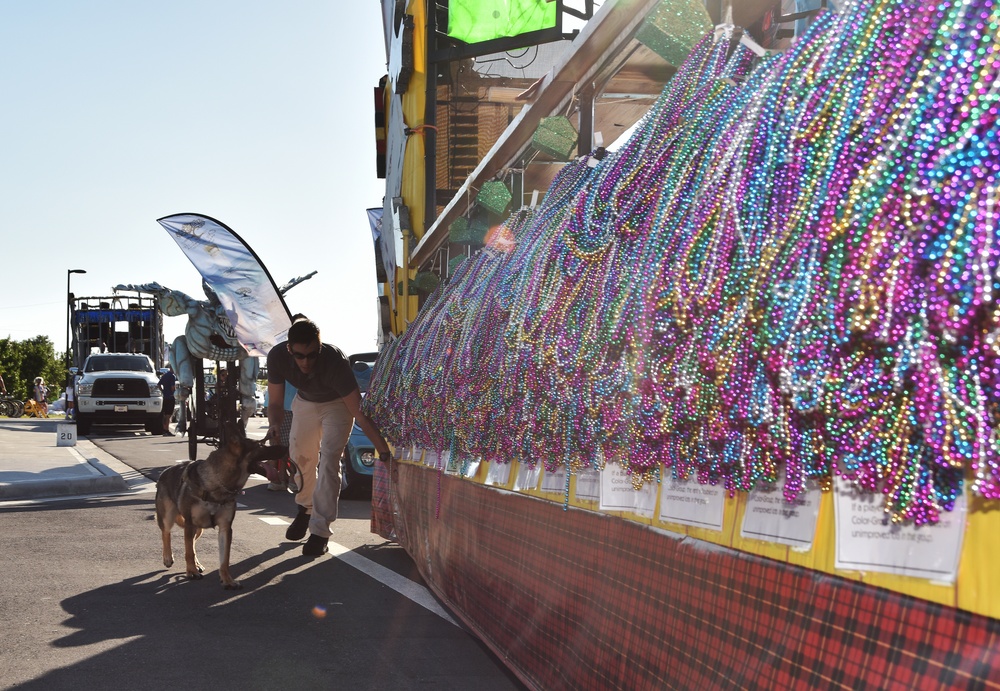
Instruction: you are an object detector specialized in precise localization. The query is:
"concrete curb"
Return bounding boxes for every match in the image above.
[0,473,128,500]
[0,433,152,502]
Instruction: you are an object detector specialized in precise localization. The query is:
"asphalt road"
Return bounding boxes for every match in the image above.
[0,418,525,691]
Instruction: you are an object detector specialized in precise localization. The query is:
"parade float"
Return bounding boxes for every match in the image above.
[367,1,1000,687]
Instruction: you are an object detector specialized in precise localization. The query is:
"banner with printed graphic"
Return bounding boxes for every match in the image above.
[157,213,292,357]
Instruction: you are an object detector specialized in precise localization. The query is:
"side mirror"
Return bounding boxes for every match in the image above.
[69,367,79,376]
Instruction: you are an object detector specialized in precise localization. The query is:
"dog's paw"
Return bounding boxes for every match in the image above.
[195,562,205,573]
[223,580,243,590]
[163,555,174,568]
[185,571,204,580]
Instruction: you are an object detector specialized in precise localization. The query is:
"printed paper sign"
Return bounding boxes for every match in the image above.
[513,463,541,491]
[599,464,659,516]
[741,477,822,548]
[540,468,568,494]
[659,475,726,531]
[600,463,639,512]
[833,476,966,582]
[424,450,440,468]
[574,469,600,502]
[485,461,512,487]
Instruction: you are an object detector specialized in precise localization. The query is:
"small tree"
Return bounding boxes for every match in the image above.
[0,336,65,401]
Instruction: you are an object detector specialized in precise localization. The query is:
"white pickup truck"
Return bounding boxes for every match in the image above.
[74,353,164,435]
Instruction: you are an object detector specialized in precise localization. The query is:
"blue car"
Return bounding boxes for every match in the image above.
[340,352,379,498]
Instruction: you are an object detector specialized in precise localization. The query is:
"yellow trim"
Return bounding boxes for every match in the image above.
[393,0,428,332]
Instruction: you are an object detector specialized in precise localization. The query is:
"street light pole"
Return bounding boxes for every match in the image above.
[66,269,87,373]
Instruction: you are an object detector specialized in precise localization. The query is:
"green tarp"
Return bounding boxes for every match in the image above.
[447,0,558,44]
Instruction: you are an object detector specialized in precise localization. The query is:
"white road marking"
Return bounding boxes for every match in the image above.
[329,541,459,626]
[252,515,457,626]
[257,516,289,526]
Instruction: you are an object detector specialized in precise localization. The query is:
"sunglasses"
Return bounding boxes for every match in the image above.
[290,349,319,361]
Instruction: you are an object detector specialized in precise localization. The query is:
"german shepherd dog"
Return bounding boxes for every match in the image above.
[155,423,287,589]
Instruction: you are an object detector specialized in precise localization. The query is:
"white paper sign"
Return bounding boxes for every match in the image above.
[56,423,77,447]
[540,468,568,494]
[574,469,600,502]
[461,459,480,478]
[424,450,440,468]
[741,478,822,548]
[485,461,512,486]
[600,463,639,512]
[659,475,726,531]
[833,476,966,582]
[513,463,541,491]
[599,464,659,516]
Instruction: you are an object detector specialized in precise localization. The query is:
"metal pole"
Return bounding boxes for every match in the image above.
[66,269,86,372]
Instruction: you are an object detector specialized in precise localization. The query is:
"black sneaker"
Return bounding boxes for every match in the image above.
[285,506,310,541]
[302,534,329,557]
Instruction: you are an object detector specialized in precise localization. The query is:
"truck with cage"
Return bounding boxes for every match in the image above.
[68,291,166,434]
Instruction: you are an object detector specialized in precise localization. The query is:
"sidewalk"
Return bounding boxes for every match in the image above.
[0,418,143,501]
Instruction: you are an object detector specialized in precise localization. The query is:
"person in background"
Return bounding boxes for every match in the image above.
[158,365,177,436]
[265,318,390,556]
[33,377,48,416]
[65,373,75,420]
[0,371,6,394]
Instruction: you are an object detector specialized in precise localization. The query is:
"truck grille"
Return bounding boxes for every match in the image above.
[92,379,149,397]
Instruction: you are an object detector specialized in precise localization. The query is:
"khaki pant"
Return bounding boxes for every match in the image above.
[289,394,354,538]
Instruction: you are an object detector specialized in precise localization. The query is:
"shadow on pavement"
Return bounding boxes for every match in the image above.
[4,495,523,691]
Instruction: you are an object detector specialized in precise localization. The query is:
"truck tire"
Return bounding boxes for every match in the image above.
[76,414,92,435]
[145,415,164,435]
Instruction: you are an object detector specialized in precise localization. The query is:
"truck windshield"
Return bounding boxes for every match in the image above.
[85,356,153,373]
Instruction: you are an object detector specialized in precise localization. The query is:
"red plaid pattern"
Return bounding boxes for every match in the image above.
[371,456,395,539]
[376,463,1000,690]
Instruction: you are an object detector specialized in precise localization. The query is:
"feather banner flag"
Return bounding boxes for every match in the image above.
[157,213,292,357]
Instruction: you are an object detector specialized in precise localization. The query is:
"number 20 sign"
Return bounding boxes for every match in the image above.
[56,423,77,447]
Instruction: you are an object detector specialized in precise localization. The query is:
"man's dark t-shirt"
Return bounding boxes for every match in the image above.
[158,371,176,399]
[266,342,359,403]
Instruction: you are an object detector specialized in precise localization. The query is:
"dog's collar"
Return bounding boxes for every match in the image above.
[182,460,241,504]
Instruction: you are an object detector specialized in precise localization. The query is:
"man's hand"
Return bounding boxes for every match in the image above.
[263,427,278,444]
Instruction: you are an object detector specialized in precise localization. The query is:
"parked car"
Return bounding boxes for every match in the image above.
[339,352,379,498]
[341,421,377,498]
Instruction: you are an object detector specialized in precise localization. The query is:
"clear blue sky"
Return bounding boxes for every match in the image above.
[0,1,388,359]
